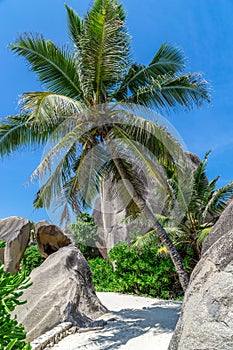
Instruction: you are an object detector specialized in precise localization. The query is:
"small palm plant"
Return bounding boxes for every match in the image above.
[177,151,233,259]
[133,152,233,268]
[0,0,210,290]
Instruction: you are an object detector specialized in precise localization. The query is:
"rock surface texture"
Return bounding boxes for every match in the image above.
[93,152,202,255]
[169,201,233,350]
[93,172,162,256]
[0,216,30,273]
[14,245,107,342]
[202,199,233,254]
[35,220,73,258]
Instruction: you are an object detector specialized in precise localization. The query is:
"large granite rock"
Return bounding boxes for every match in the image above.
[0,216,30,273]
[35,220,73,258]
[93,152,201,255]
[93,176,152,256]
[169,204,233,350]
[14,245,107,341]
[202,200,233,254]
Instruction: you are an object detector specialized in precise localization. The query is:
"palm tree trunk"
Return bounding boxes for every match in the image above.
[109,154,190,292]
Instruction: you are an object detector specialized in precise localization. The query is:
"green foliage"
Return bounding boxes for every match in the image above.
[187,151,233,224]
[88,258,117,292]
[21,245,44,276]
[0,242,5,249]
[69,213,100,259]
[132,152,233,269]
[89,242,184,299]
[0,242,31,349]
[70,213,98,245]
[175,152,233,261]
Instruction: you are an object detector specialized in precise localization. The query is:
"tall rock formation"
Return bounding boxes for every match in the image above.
[169,200,233,350]
[0,216,30,273]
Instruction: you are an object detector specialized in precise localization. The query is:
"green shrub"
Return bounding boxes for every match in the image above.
[88,242,183,299]
[0,242,31,349]
[69,213,101,259]
[88,258,118,292]
[21,245,44,276]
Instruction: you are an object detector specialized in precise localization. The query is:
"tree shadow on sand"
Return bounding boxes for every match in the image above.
[87,301,181,349]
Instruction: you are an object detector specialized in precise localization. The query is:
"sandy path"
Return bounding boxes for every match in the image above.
[51,292,181,350]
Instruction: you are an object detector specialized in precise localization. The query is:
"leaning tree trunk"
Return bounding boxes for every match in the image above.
[110,155,190,292]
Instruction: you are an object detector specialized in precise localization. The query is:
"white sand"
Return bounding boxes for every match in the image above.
[51,292,181,350]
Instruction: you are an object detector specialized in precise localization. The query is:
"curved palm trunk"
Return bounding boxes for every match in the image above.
[109,154,190,292]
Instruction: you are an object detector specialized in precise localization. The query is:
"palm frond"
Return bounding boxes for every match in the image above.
[35,180,75,227]
[149,43,186,74]
[67,143,109,211]
[133,229,160,249]
[110,104,184,174]
[168,163,196,225]
[203,181,233,219]
[108,125,175,206]
[188,151,209,216]
[126,73,210,113]
[20,91,85,126]
[10,34,83,99]
[110,106,194,219]
[34,146,80,211]
[29,119,93,182]
[58,201,73,227]
[33,154,69,209]
[201,175,219,210]
[53,136,120,217]
[33,143,81,226]
[0,114,54,156]
[77,0,131,102]
[113,43,186,100]
[92,0,126,21]
[65,4,83,49]
[0,91,86,158]
[132,213,182,250]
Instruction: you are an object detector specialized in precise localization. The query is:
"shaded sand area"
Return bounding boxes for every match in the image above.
[51,292,181,350]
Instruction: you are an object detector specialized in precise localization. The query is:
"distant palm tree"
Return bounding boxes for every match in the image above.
[0,0,210,291]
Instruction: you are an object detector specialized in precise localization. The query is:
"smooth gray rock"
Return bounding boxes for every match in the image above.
[14,245,107,342]
[93,152,200,255]
[35,220,73,258]
[168,228,233,350]
[93,175,153,256]
[0,216,30,273]
[202,200,233,254]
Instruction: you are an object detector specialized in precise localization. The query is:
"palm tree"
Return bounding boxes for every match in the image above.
[133,152,233,268]
[0,0,210,291]
[177,152,233,260]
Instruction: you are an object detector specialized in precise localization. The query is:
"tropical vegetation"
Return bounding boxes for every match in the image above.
[89,241,187,299]
[133,152,233,269]
[69,212,100,259]
[21,245,45,276]
[0,0,210,291]
[0,242,31,350]
[18,239,186,299]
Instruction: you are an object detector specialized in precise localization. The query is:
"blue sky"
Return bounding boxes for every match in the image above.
[0,0,233,223]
